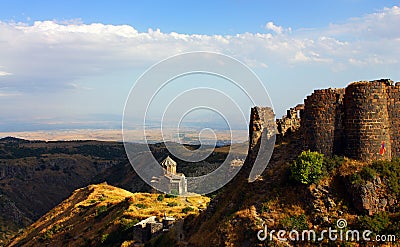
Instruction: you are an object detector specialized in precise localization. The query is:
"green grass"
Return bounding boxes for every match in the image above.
[167,202,178,207]
[181,206,194,213]
[134,203,147,209]
[350,159,400,196]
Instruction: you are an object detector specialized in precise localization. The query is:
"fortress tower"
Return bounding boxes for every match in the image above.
[299,79,400,161]
[344,80,392,160]
[301,88,345,156]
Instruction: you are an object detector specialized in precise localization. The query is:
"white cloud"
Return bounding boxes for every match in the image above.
[0,6,398,95]
[265,21,284,34]
[326,6,400,39]
[0,91,20,97]
[265,21,293,35]
[0,71,12,76]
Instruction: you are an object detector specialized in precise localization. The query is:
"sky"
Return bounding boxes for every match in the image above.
[0,1,399,132]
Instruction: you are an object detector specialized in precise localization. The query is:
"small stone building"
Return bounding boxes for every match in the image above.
[132,215,176,243]
[151,156,188,195]
[161,156,177,175]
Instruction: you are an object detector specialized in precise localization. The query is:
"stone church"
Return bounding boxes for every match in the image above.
[151,156,187,195]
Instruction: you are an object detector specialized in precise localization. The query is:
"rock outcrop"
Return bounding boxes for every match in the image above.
[347,176,398,215]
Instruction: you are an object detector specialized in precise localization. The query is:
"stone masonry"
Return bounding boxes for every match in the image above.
[247,106,276,163]
[301,88,345,157]
[300,79,400,161]
[276,104,304,136]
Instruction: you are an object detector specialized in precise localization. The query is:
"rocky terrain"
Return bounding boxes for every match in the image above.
[0,137,244,245]
[2,80,400,246]
[174,133,399,246]
[7,183,209,246]
[4,132,399,246]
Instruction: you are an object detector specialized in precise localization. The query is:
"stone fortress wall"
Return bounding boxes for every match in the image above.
[276,79,400,161]
[247,106,276,163]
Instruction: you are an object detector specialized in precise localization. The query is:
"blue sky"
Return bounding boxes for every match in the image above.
[0,1,399,133]
[1,1,398,33]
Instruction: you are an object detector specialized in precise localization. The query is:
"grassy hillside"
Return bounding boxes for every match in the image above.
[8,183,209,247]
[158,136,400,246]
[0,137,239,244]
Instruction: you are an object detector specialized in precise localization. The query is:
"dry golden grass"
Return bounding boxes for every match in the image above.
[120,192,209,220]
[8,183,209,247]
[338,158,366,176]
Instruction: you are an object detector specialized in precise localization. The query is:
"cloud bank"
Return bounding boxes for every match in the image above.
[0,6,398,93]
[0,6,399,131]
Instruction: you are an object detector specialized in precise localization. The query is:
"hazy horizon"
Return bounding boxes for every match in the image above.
[0,128,249,143]
[0,1,399,135]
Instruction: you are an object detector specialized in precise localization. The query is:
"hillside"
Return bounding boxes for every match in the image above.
[0,137,244,244]
[153,134,399,246]
[152,84,400,247]
[3,80,400,246]
[170,80,400,246]
[7,183,209,246]
[0,138,143,244]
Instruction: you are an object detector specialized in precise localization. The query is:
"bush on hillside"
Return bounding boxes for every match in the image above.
[350,158,400,196]
[290,150,324,185]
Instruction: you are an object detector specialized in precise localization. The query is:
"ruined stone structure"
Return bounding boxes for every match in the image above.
[299,79,400,161]
[247,106,276,163]
[276,104,304,136]
[132,215,176,243]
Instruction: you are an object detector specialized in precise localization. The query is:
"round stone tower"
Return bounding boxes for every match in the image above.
[344,81,392,161]
[301,88,345,157]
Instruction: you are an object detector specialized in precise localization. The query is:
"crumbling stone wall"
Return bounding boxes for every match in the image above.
[276,104,304,136]
[247,106,275,163]
[300,79,400,161]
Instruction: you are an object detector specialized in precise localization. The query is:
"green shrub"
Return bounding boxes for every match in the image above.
[40,224,63,241]
[360,166,378,180]
[323,155,344,175]
[120,217,139,231]
[280,214,308,230]
[260,202,270,214]
[165,193,177,198]
[167,202,178,207]
[134,203,147,209]
[350,159,400,196]
[358,212,391,235]
[96,205,108,216]
[370,159,400,196]
[101,233,109,243]
[350,172,363,185]
[166,189,179,197]
[290,150,324,184]
[42,229,53,240]
[182,206,194,213]
[157,194,165,201]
